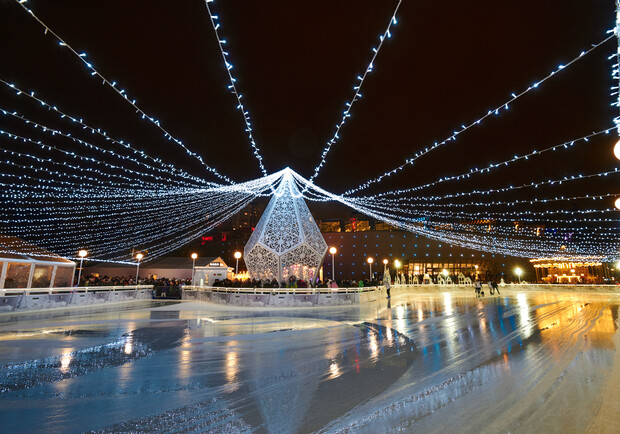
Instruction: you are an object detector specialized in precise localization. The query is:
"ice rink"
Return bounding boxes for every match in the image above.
[1,287,619,433]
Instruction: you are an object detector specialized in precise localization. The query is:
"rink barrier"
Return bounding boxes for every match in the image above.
[0,285,154,313]
[181,286,381,307]
[182,283,619,307]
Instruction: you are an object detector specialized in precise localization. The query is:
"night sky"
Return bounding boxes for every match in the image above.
[0,0,617,202]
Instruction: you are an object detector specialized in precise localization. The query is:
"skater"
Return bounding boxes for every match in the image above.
[488,280,494,295]
[492,280,500,295]
[474,278,482,296]
[385,277,391,299]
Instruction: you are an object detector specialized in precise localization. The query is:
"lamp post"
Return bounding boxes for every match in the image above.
[191,253,198,284]
[77,249,87,286]
[135,252,144,285]
[515,267,522,284]
[234,251,242,276]
[382,259,389,283]
[395,259,401,285]
[329,247,337,280]
[367,257,373,279]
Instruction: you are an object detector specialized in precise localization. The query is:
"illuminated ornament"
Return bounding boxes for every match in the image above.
[244,169,328,284]
[615,197,620,210]
[614,139,620,160]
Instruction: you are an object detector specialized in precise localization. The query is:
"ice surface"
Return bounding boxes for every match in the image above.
[0,289,619,432]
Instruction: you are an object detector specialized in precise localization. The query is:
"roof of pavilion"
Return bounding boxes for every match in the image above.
[0,234,75,264]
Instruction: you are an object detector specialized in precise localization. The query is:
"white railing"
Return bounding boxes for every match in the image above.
[1,285,153,296]
[181,285,380,295]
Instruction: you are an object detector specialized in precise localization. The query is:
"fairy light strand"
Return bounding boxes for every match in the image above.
[13,0,234,184]
[203,0,268,177]
[343,33,616,196]
[307,0,403,186]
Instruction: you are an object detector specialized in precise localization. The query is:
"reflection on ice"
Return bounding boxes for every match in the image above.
[0,290,619,432]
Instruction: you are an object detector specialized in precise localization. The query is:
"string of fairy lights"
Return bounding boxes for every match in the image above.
[0,0,618,264]
[306,0,403,186]
[341,33,616,196]
[203,0,268,178]
[12,1,234,184]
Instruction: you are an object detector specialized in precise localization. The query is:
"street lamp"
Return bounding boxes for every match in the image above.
[515,267,523,284]
[135,252,144,285]
[234,251,242,275]
[367,257,373,278]
[329,247,337,280]
[191,253,198,284]
[77,249,87,286]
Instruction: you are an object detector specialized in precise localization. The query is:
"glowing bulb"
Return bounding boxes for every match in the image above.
[615,197,620,210]
[78,249,87,258]
[394,259,401,268]
[191,253,198,259]
[614,139,620,160]
[383,259,388,265]
[135,253,144,261]
[515,267,522,276]
[367,257,374,264]
[234,251,242,259]
[329,247,337,255]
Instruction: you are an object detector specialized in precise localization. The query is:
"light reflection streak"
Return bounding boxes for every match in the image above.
[225,340,239,389]
[443,293,453,316]
[59,350,72,373]
[328,361,341,380]
[516,293,534,338]
[368,331,379,360]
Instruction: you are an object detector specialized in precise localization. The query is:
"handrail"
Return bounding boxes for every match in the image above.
[181,285,380,295]
[0,285,154,296]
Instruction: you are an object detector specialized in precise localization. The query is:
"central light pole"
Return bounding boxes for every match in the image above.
[135,252,144,284]
[77,249,87,286]
[383,258,389,283]
[515,267,523,284]
[329,246,337,280]
[234,251,242,276]
[367,257,373,279]
[191,253,198,284]
[395,259,401,285]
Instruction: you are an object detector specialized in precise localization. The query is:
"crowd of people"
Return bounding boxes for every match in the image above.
[212,276,384,289]
[77,274,191,287]
[77,273,511,292]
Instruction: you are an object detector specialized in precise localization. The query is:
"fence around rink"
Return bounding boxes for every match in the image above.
[181,285,383,307]
[181,282,620,307]
[0,285,154,313]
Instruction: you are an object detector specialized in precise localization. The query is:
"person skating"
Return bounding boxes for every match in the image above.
[492,280,500,295]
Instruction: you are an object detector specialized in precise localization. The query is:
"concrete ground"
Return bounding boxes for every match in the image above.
[0,287,619,433]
